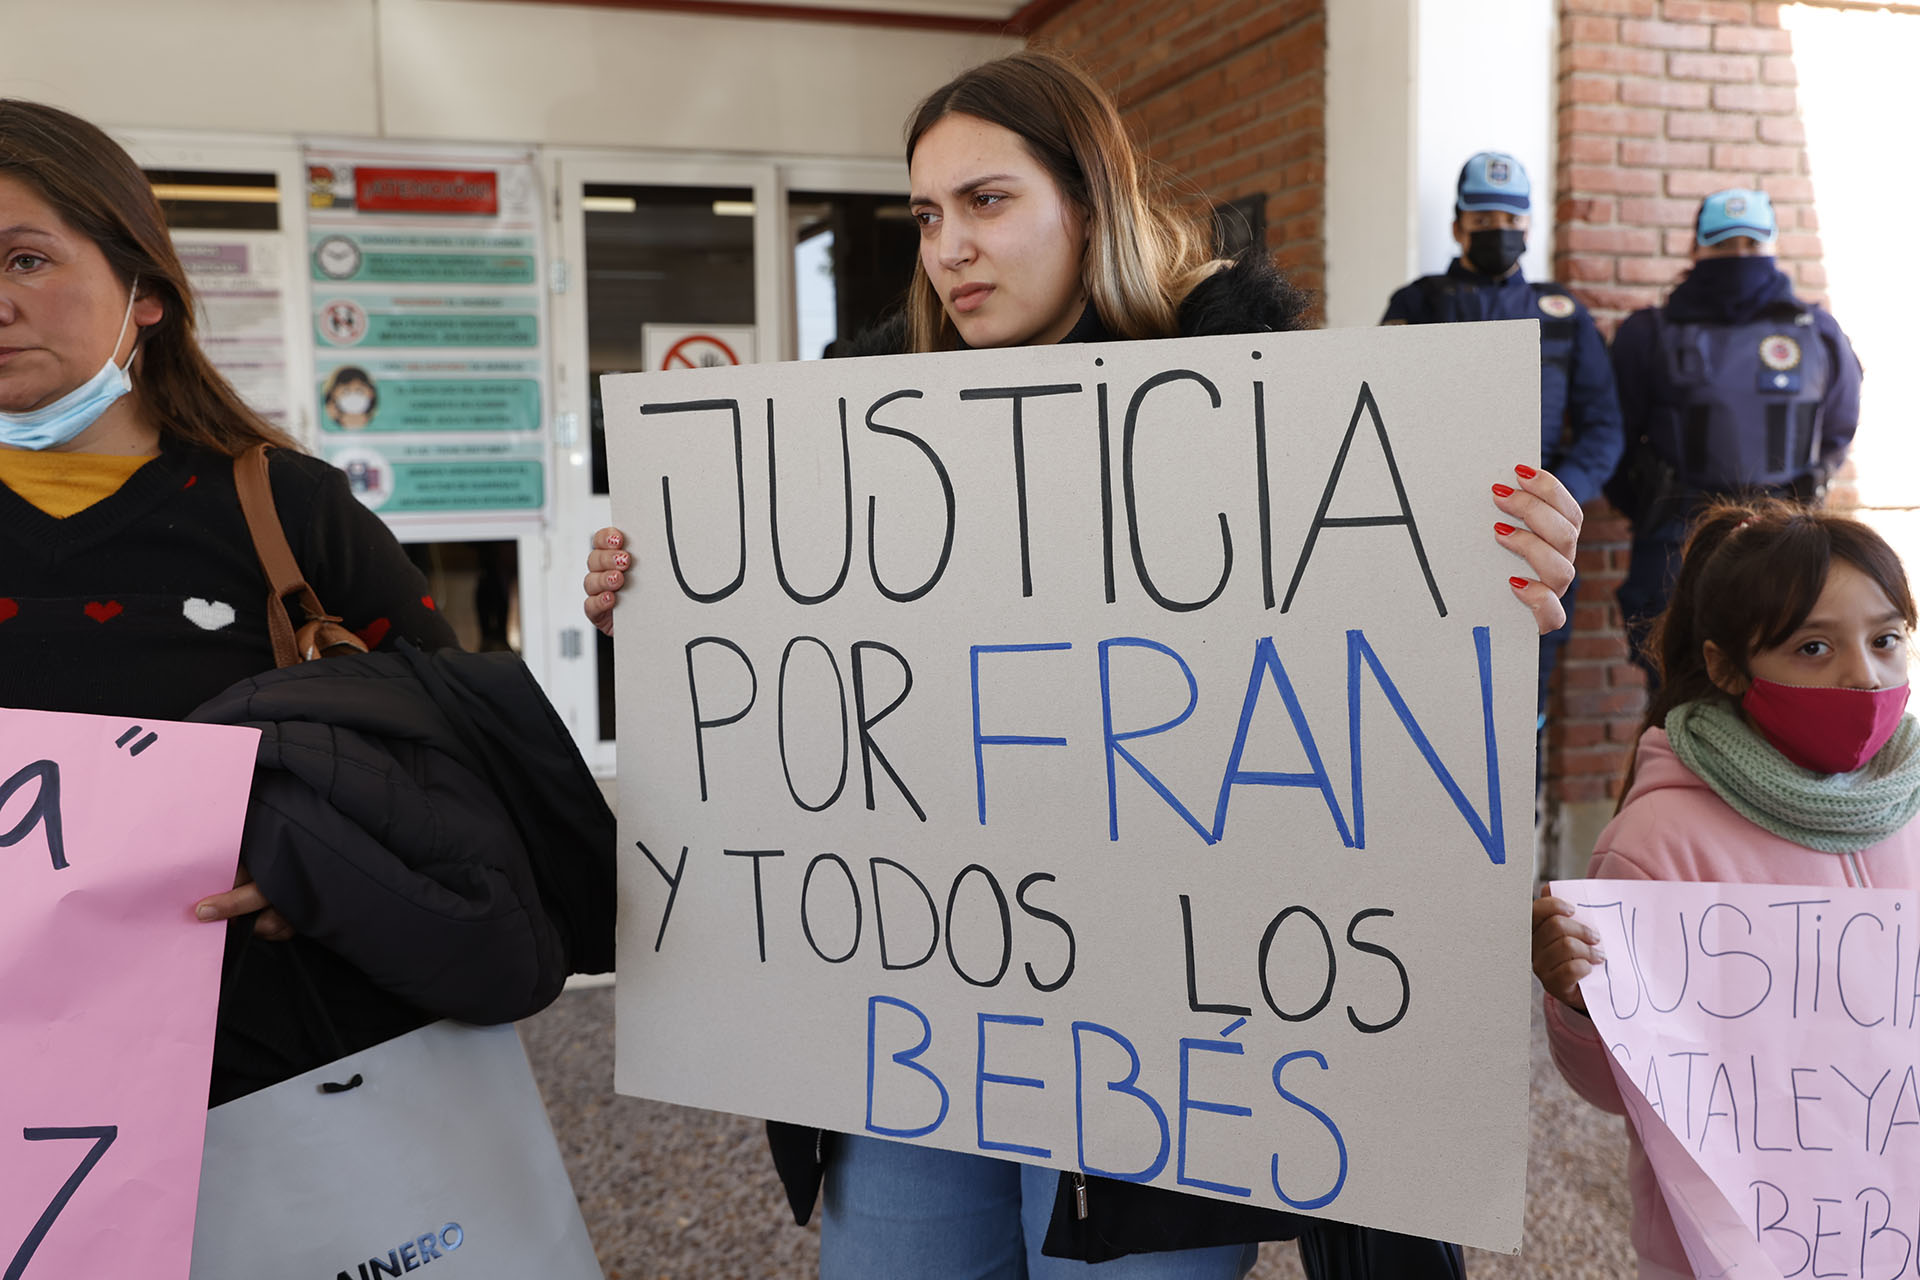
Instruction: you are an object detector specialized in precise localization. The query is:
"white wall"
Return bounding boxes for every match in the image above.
[1324,0,1420,330]
[17,0,1017,161]
[1414,1,1558,285]
[13,0,384,138]
[1325,0,1558,327]
[1783,4,1920,572]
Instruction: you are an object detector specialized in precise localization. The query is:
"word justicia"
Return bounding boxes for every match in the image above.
[333,1222,463,1279]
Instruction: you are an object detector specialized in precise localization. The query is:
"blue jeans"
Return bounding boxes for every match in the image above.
[820,1135,1260,1280]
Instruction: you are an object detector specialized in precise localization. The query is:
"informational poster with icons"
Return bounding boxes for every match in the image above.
[173,230,292,429]
[303,147,550,521]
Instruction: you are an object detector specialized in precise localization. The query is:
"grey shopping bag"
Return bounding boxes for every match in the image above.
[189,1020,602,1279]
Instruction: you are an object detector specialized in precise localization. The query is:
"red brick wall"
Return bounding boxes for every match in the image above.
[1548,0,1829,807]
[1022,0,1327,298]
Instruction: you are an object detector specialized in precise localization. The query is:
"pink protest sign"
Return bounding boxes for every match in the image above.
[0,707,258,1280]
[1557,878,1920,1280]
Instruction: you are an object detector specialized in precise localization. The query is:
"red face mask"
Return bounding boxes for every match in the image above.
[1741,678,1911,774]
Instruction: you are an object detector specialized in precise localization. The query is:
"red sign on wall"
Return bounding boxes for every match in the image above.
[353,168,499,216]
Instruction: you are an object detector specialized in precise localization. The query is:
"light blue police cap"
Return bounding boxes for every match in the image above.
[1696,188,1777,246]
[1455,152,1531,215]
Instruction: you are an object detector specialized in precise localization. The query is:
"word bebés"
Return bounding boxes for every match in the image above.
[1749,1180,1919,1280]
[865,996,1351,1211]
[333,1221,463,1279]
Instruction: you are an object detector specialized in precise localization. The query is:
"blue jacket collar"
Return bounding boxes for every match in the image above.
[1446,258,1529,290]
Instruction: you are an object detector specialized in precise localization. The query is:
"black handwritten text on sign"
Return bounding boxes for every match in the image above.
[605,323,1542,1250]
[0,708,259,1278]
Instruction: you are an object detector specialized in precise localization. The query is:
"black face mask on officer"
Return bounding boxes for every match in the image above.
[1465,228,1526,276]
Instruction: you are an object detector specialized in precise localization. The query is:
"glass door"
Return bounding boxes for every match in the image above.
[786,159,914,363]
[546,155,909,772]
[547,154,784,772]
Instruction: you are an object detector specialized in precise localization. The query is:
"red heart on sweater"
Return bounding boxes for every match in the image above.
[84,601,123,623]
[421,596,437,611]
[357,617,391,649]
[0,599,16,624]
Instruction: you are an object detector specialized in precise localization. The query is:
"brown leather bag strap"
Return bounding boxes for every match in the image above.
[233,444,367,668]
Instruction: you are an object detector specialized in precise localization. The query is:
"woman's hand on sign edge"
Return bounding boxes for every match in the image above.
[1532,884,1600,1014]
[195,866,295,942]
[584,526,631,638]
[1496,464,1581,636]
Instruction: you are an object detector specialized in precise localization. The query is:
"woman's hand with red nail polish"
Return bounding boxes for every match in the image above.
[584,527,635,637]
[1493,465,1582,635]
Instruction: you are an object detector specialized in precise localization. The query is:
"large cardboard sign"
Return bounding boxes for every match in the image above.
[0,708,258,1280]
[606,322,1540,1249]
[1561,877,1920,1280]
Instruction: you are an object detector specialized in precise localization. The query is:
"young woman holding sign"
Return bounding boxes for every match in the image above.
[1534,500,1920,1280]
[586,50,1583,1279]
[0,101,574,1101]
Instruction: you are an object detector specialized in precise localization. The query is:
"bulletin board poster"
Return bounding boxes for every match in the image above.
[174,230,291,429]
[604,321,1543,1251]
[303,148,549,521]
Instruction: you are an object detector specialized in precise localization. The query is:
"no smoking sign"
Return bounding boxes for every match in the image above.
[641,323,757,373]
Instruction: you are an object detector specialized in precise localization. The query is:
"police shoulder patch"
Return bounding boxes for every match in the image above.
[1758,334,1802,371]
[1537,294,1575,319]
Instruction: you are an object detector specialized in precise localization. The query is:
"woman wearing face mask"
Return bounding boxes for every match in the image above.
[1533,499,1920,1280]
[584,51,1585,1279]
[0,101,577,1103]
[322,365,379,429]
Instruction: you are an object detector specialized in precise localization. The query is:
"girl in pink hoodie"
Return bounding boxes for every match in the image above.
[1532,499,1920,1280]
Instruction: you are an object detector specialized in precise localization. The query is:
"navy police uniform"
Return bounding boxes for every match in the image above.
[1383,265,1625,509]
[1608,191,1863,679]
[1383,153,1624,721]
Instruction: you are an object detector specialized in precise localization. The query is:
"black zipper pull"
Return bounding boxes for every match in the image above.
[1073,1172,1089,1220]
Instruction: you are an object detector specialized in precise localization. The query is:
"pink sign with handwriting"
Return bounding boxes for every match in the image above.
[1558,877,1920,1280]
[0,708,257,1280]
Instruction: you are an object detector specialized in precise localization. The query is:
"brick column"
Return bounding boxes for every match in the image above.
[1023,0,1327,297]
[1547,0,1828,835]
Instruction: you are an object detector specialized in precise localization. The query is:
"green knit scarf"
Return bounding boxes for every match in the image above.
[1664,699,1920,854]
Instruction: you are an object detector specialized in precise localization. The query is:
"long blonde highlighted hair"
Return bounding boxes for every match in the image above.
[903,50,1224,353]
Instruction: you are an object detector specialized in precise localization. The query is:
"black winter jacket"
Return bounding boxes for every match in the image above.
[768,258,1462,1274]
[190,642,616,1104]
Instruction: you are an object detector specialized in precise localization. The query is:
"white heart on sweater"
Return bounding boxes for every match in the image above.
[183,598,237,631]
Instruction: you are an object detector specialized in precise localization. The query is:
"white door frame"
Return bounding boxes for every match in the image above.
[545,149,786,774]
[543,149,910,772]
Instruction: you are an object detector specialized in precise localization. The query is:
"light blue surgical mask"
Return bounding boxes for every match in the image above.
[0,277,140,451]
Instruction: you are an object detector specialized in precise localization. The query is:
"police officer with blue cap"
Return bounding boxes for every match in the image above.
[1384,152,1624,723]
[1608,188,1863,682]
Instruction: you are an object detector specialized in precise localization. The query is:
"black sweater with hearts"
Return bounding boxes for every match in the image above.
[0,443,455,720]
